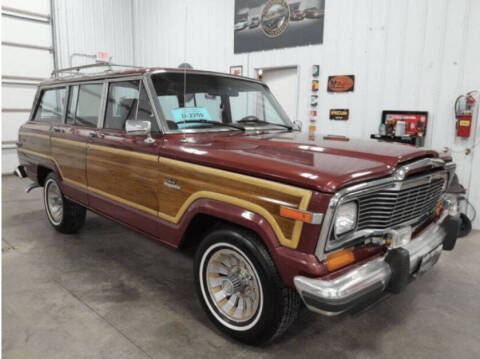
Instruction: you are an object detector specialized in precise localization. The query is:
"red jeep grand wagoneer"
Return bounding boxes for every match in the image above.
[15,65,460,345]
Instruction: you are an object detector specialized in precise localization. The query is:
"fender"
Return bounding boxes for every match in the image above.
[17,148,89,205]
[17,149,60,183]
[159,198,327,287]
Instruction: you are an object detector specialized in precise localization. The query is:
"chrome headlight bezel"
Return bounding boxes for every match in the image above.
[333,201,358,237]
[323,200,359,252]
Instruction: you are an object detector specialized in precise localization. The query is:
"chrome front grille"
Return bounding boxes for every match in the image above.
[356,178,445,230]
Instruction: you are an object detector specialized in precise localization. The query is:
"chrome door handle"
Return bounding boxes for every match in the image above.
[52,127,64,133]
[89,132,104,138]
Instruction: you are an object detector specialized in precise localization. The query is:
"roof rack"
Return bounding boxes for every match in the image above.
[51,62,145,77]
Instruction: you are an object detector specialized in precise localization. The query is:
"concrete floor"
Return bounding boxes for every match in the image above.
[2,175,480,359]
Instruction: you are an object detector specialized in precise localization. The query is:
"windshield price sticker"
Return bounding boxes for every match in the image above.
[172,107,212,123]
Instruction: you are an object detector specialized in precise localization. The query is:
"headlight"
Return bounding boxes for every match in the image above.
[334,201,358,236]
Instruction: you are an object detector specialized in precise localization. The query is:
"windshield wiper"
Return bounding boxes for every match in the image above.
[237,116,293,130]
[179,119,244,130]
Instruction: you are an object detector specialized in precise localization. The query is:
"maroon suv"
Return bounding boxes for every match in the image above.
[15,66,460,345]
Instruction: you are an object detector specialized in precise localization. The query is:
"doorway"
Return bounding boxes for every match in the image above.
[258,66,299,122]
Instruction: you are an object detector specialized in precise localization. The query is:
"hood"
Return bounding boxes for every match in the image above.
[160,130,438,193]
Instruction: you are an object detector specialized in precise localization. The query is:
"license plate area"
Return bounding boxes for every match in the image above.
[417,245,442,274]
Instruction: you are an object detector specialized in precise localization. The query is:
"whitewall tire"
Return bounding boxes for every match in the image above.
[43,172,86,234]
[194,225,301,345]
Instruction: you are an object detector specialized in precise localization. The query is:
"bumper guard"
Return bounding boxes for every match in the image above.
[294,217,459,315]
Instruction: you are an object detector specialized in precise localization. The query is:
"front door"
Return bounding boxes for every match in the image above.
[86,78,162,236]
[51,82,103,205]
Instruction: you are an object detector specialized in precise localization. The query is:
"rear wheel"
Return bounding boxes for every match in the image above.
[194,225,301,345]
[43,172,86,233]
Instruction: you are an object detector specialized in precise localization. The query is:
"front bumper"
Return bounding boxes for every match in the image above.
[294,217,460,315]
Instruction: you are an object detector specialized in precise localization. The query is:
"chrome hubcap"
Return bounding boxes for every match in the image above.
[46,180,63,224]
[205,248,260,323]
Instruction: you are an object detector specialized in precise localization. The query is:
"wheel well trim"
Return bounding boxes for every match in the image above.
[178,199,327,288]
[177,197,279,249]
[17,148,62,179]
[168,191,303,249]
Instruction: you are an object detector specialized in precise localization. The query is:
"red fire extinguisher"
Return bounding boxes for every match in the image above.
[455,92,477,138]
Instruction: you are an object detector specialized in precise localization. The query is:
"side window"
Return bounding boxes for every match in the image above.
[137,82,159,132]
[66,86,79,125]
[32,87,67,123]
[75,84,103,127]
[105,81,140,130]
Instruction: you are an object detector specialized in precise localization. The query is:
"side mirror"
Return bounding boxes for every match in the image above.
[292,120,303,131]
[125,120,155,144]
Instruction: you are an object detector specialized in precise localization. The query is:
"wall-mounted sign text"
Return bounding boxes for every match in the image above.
[327,75,355,92]
[329,109,349,120]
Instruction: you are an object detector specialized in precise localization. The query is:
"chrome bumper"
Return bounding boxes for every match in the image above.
[294,218,459,315]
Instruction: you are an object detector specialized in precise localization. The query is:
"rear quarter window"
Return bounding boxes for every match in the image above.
[32,87,67,123]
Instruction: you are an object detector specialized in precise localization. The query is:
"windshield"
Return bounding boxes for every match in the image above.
[151,73,292,131]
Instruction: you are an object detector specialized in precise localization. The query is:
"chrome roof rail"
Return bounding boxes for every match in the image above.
[51,62,145,78]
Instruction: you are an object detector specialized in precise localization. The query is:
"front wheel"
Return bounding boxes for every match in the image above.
[194,226,301,345]
[43,172,86,233]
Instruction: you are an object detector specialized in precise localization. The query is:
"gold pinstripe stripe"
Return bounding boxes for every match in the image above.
[158,156,311,201]
[18,131,49,139]
[158,190,308,248]
[51,137,86,148]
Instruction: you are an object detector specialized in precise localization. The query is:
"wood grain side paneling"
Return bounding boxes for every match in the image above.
[157,157,312,248]
[51,138,87,187]
[17,134,313,249]
[87,144,159,215]
[18,131,51,157]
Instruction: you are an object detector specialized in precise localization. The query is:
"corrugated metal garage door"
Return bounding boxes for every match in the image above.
[2,0,57,174]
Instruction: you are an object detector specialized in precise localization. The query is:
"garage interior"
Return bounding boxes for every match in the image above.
[2,0,480,358]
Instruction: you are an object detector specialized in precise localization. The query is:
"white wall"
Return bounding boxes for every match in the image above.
[2,0,54,174]
[131,0,480,228]
[53,0,135,68]
[2,0,135,174]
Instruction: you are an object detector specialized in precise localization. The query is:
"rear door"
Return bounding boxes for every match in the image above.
[18,86,67,178]
[50,82,104,205]
[86,77,162,236]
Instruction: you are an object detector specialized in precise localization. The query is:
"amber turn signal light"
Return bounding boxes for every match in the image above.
[325,249,355,272]
[280,206,312,223]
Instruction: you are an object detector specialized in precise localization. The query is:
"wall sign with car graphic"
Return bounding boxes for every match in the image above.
[234,0,325,53]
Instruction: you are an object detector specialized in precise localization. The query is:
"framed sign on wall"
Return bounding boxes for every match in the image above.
[234,0,325,54]
[327,75,355,92]
[330,109,349,120]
